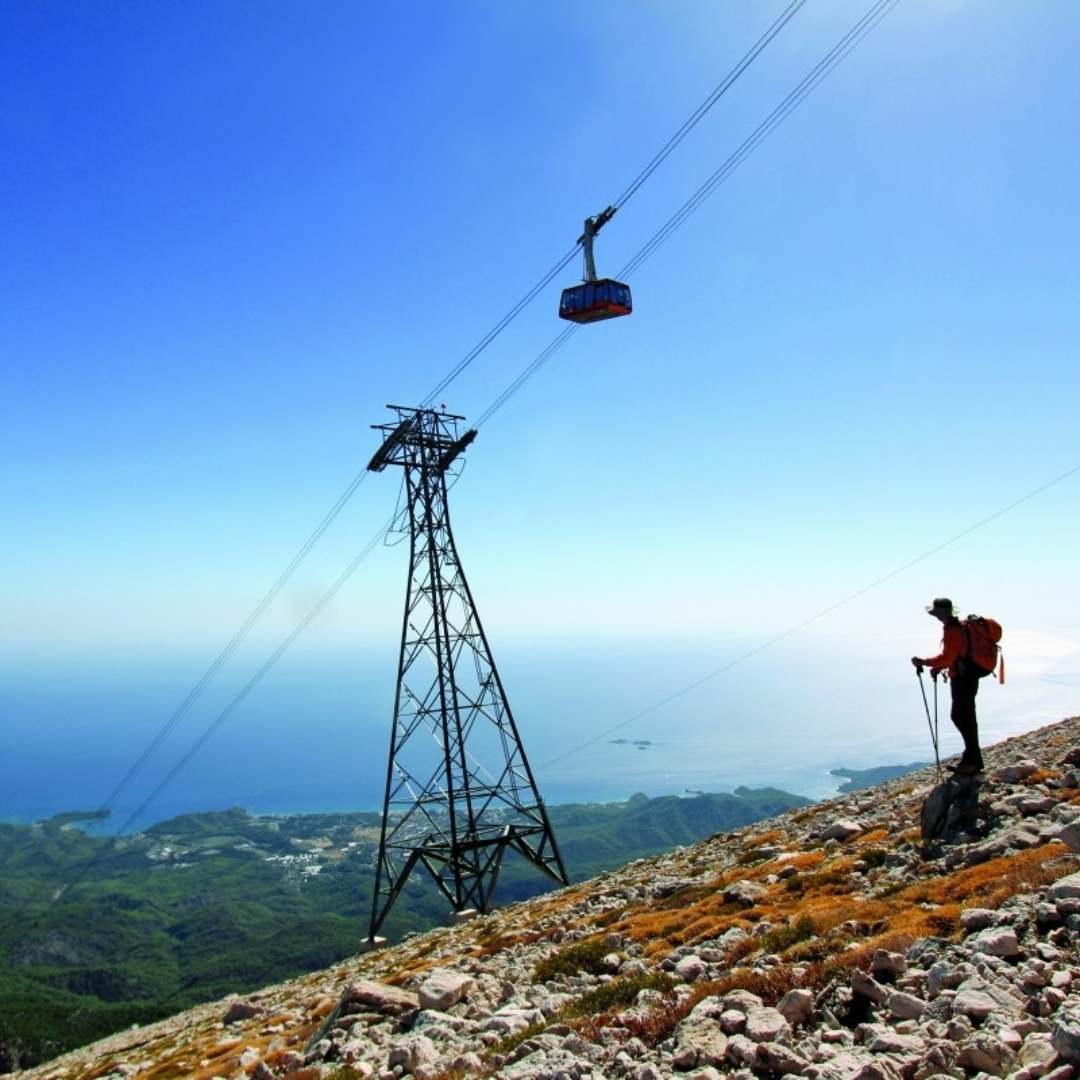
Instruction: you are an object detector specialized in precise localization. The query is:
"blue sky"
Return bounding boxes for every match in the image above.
[2,2,1079,820]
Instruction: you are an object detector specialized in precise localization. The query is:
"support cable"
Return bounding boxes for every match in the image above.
[537,461,1080,772]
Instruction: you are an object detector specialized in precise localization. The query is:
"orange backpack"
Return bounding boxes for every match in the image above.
[963,615,1004,681]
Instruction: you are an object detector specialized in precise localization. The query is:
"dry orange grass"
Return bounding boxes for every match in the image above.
[856,828,891,846]
[604,839,1075,972]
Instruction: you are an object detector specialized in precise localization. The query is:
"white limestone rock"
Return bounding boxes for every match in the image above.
[419,969,476,1012]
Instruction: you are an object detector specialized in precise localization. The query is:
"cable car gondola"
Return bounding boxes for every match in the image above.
[559,206,632,324]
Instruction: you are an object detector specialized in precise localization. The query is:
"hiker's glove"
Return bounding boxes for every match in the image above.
[911,657,924,672]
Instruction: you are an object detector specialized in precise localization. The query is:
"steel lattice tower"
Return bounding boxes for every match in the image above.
[363,406,567,945]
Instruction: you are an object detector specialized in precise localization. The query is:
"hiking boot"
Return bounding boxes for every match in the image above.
[953,761,983,777]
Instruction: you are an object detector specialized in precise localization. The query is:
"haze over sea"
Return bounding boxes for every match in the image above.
[4,630,1076,831]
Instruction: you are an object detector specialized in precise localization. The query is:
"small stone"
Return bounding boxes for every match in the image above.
[887,991,927,1019]
[971,927,1021,957]
[777,988,814,1027]
[851,969,889,1004]
[720,1009,747,1034]
[675,954,708,982]
[960,907,997,931]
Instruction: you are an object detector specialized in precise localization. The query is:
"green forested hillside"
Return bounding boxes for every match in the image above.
[0,787,809,1071]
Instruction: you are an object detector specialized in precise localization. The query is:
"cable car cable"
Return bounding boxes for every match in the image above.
[478,0,901,428]
[612,0,807,212]
[620,0,901,281]
[536,460,1080,773]
[420,246,581,407]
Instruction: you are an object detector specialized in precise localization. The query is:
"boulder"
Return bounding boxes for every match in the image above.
[777,988,814,1027]
[995,760,1039,783]
[760,1041,810,1075]
[418,969,475,1012]
[725,1034,760,1068]
[387,1034,438,1074]
[1048,872,1080,901]
[345,979,420,1017]
[744,1005,790,1043]
[482,1006,545,1035]
[675,954,708,982]
[721,989,764,1013]
[956,1033,1016,1076]
[1053,1014,1080,1065]
[870,950,907,978]
[865,1030,925,1054]
[222,999,261,1024]
[971,927,1021,957]
[674,1020,728,1069]
[887,991,927,1020]
[1054,821,1080,852]
[720,1009,747,1034]
[822,819,863,841]
[723,880,768,906]
[960,908,997,931]
[851,969,889,1004]
[952,977,1024,1020]
[1019,1033,1057,1069]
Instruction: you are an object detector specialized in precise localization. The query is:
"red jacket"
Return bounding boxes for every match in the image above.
[927,621,967,677]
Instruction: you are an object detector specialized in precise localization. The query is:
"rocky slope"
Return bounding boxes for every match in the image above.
[19,716,1080,1080]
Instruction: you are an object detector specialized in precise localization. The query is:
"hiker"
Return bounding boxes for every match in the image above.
[912,597,985,775]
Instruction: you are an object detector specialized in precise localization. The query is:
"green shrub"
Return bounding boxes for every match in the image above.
[560,971,675,1018]
[533,937,609,982]
[758,914,815,955]
[861,848,888,869]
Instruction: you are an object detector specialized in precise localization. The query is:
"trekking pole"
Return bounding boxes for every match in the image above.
[932,671,941,778]
[915,667,942,781]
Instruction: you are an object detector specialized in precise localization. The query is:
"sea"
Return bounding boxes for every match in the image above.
[2,637,1075,832]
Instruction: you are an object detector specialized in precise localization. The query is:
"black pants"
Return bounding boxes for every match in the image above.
[950,667,983,768]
